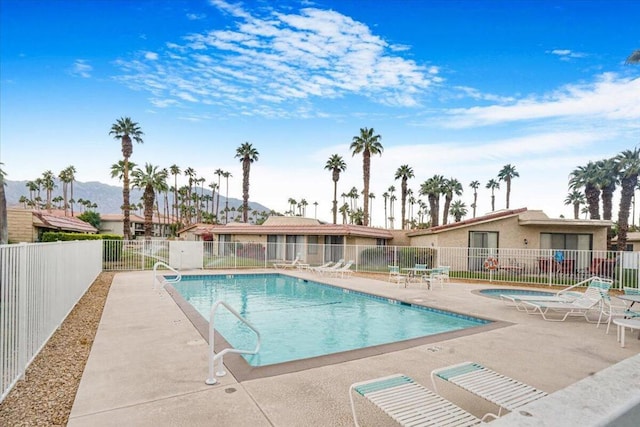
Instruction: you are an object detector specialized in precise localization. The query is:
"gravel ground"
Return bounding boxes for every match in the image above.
[0,272,114,427]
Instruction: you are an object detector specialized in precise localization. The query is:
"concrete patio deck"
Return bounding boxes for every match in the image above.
[68,270,640,426]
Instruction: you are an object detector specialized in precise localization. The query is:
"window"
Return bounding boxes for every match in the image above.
[540,233,591,251]
[308,236,319,254]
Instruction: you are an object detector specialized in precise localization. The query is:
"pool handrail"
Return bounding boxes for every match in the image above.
[206,300,261,385]
[152,261,181,290]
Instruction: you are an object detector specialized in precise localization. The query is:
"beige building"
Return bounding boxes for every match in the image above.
[100,213,174,238]
[178,216,393,264]
[7,208,97,243]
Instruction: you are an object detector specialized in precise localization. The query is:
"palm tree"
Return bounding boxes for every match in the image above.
[110,117,144,240]
[497,164,519,209]
[486,179,500,212]
[382,191,389,228]
[569,161,601,219]
[235,142,259,223]
[169,164,181,223]
[350,127,383,226]
[324,154,347,224]
[449,200,468,222]
[442,177,463,226]
[596,157,619,249]
[616,148,640,251]
[626,49,640,63]
[26,180,39,206]
[420,175,445,227]
[339,202,349,224]
[469,180,480,218]
[131,164,168,239]
[41,170,56,211]
[58,166,74,216]
[368,192,375,224]
[214,168,224,221]
[394,165,414,230]
[0,163,7,244]
[222,171,232,223]
[564,190,586,220]
[313,201,318,219]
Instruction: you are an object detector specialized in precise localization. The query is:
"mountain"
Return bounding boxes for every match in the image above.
[4,179,272,217]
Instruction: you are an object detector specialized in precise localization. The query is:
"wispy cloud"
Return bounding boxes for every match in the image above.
[548,49,588,61]
[70,59,92,78]
[186,13,206,21]
[114,1,435,116]
[442,73,640,128]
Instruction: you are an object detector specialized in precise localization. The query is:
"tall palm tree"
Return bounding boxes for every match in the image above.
[497,164,519,209]
[394,165,414,230]
[616,148,640,251]
[235,142,259,223]
[382,191,389,229]
[368,192,375,224]
[626,49,640,63]
[350,127,383,226]
[0,163,7,244]
[214,168,224,222]
[109,117,144,240]
[41,170,56,211]
[564,190,586,220]
[222,171,232,223]
[596,157,619,249]
[569,161,601,219]
[324,154,347,224]
[169,164,181,223]
[449,200,468,222]
[469,180,480,218]
[442,177,463,225]
[486,179,500,212]
[131,163,168,239]
[419,175,445,227]
[58,166,74,216]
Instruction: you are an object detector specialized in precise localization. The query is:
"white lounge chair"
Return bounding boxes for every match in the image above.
[522,279,611,322]
[328,260,354,278]
[430,361,548,417]
[500,277,611,312]
[308,260,335,273]
[273,256,300,269]
[350,374,493,427]
[316,260,344,275]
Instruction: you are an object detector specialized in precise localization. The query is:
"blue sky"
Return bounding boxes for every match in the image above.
[1,0,639,226]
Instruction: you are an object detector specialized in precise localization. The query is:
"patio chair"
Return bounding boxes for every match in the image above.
[388,265,408,286]
[500,277,611,311]
[328,260,354,278]
[273,255,300,270]
[521,279,611,322]
[308,260,335,273]
[315,259,345,275]
[598,293,640,334]
[430,361,548,417]
[349,374,493,427]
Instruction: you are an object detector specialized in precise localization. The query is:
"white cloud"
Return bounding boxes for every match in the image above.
[548,49,588,61]
[114,2,436,116]
[70,59,92,78]
[443,73,640,128]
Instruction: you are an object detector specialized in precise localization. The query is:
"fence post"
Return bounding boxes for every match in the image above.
[17,243,28,380]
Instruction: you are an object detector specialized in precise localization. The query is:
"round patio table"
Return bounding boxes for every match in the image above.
[613,318,640,348]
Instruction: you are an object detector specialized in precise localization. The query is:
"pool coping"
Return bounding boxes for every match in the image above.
[164,273,511,382]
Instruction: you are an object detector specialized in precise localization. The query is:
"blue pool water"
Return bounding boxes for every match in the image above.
[172,274,490,367]
[479,288,555,298]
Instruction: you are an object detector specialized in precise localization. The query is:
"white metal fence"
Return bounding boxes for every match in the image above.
[0,241,102,403]
[103,240,640,290]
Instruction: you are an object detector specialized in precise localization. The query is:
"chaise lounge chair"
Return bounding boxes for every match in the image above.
[327,260,354,278]
[273,256,301,270]
[521,279,611,322]
[315,259,344,275]
[349,374,494,426]
[430,361,548,417]
[500,277,611,311]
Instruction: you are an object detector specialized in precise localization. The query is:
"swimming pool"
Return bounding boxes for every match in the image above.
[171,273,491,367]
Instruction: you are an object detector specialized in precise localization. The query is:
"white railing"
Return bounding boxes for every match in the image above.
[205,300,260,385]
[152,261,181,290]
[0,240,102,403]
[101,241,640,290]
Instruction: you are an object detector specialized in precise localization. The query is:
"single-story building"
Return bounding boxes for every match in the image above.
[100,213,175,239]
[6,208,97,243]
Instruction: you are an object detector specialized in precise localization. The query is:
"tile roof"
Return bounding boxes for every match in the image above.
[34,212,97,233]
[407,208,529,236]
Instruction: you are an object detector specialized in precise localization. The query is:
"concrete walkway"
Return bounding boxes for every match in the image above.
[68,270,640,426]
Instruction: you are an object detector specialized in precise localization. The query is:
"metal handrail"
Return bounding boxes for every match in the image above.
[152,261,181,290]
[206,300,261,385]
